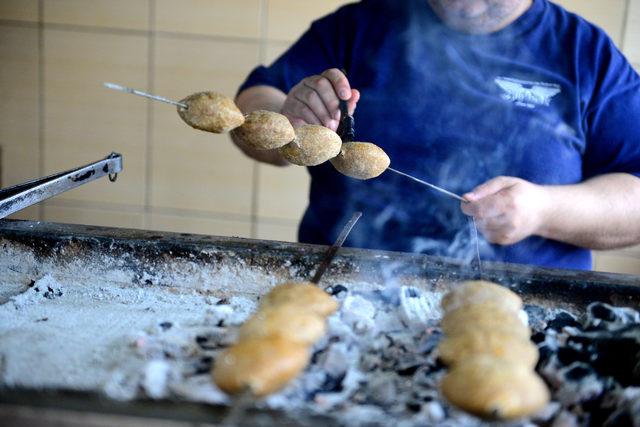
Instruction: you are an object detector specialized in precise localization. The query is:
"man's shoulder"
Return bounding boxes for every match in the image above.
[544,1,614,45]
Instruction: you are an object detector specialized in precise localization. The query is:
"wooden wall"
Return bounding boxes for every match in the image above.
[1,0,638,274]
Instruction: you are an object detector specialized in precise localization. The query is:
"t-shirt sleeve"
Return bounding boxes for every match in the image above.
[582,38,640,179]
[237,4,357,96]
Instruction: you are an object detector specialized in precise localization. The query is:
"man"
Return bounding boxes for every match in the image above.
[232,0,640,270]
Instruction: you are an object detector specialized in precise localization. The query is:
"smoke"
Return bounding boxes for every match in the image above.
[316,1,588,280]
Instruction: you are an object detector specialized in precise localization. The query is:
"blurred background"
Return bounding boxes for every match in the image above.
[0,0,638,274]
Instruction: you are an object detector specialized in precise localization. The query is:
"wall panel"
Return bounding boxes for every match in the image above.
[150,35,258,217]
[156,0,261,39]
[43,29,148,206]
[0,0,38,22]
[43,0,149,31]
[0,26,39,191]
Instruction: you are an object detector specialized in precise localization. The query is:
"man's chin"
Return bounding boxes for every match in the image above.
[445,0,489,19]
[441,15,494,33]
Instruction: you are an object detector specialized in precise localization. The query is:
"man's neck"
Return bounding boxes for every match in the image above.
[427,0,533,34]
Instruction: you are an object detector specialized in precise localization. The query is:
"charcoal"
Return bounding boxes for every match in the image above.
[584,303,640,331]
[397,364,420,377]
[378,287,403,305]
[318,342,358,378]
[417,329,442,354]
[557,344,590,366]
[366,372,399,406]
[564,363,595,381]
[192,356,213,375]
[525,304,548,331]
[581,381,622,427]
[536,343,556,372]
[568,326,640,386]
[406,402,421,413]
[547,310,581,331]
[318,373,345,394]
[603,391,640,427]
[551,410,580,427]
[532,331,547,344]
[555,362,603,405]
[195,336,219,351]
[159,321,172,331]
[327,284,349,296]
[80,275,640,426]
[604,410,635,427]
[532,401,562,423]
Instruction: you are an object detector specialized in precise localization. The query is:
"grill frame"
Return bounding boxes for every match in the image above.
[1,219,639,425]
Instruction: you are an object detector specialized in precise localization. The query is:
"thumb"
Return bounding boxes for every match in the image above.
[463,176,515,201]
[347,89,361,115]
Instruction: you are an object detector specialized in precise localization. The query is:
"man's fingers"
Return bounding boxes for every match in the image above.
[287,98,322,126]
[304,76,341,114]
[463,176,516,201]
[347,89,361,115]
[284,70,359,130]
[476,215,510,232]
[297,83,337,129]
[288,117,307,128]
[461,191,512,219]
[321,68,352,100]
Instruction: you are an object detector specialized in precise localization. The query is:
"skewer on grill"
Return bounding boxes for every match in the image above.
[213,213,361,423]
[437,281,549,420]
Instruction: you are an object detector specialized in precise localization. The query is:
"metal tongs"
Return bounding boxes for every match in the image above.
[0,153,123,219]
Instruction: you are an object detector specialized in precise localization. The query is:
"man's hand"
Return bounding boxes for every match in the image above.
[460,176,551,245]
[281,68,360,131]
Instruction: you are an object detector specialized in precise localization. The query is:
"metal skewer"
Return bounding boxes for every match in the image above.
[335,83,465,203]
[386,167,466,202]
[311,211,362,284]
[103,82,188,108]
[220,212,362,426]
[335,88,480,276]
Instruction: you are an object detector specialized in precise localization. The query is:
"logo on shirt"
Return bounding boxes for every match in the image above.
[494,76,561,108]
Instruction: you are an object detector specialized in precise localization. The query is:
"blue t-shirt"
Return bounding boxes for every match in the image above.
[239,0,640,270]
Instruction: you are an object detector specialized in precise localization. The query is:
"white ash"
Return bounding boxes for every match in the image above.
[0,273,238,390]
[4,264,640,427]
[142,359,172,399]
[0,272,459,426]
[96,284,488,427]
[10,274,64,310]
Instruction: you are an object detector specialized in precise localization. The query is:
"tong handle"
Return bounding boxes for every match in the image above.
[0,153,123,219]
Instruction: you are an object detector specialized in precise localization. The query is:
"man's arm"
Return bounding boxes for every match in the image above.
[461,173,640,250]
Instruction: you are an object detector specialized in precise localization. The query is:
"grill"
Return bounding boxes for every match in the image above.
[1,219,640,426]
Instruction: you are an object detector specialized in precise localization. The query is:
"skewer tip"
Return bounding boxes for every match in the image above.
[103,82,123,91]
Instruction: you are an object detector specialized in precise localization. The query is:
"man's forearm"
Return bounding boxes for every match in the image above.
[538,173,640,250]
[231,85,290,166]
